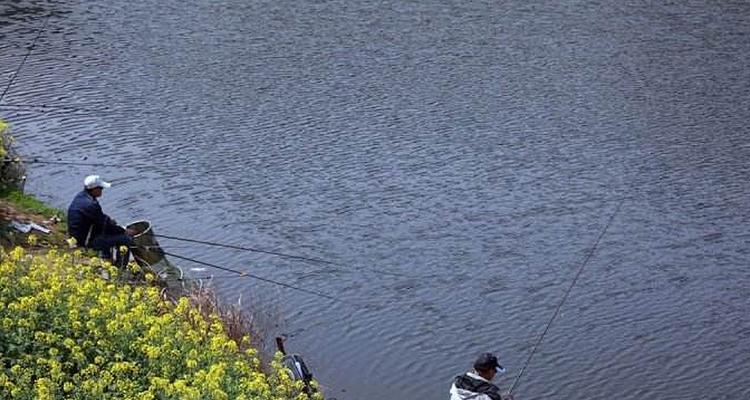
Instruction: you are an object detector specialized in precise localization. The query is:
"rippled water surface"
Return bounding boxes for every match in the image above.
[2,1,750,399]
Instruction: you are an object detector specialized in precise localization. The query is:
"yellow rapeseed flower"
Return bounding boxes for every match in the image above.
[129,262,141,273]
[34,377,54,400]
[0,250,318,400]
[10,246,24,261]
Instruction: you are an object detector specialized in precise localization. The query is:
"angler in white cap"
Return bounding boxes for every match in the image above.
[67,175,135,263]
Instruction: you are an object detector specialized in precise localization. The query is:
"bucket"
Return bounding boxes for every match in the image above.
[126,220,183,284]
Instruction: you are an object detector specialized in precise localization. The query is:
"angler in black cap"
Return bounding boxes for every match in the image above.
[449,352,515,400]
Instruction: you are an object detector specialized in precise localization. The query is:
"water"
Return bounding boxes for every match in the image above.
[2,1,749,398]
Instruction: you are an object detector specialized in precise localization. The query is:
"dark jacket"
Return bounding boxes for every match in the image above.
[450,372,504,400]
[67,190,124,246]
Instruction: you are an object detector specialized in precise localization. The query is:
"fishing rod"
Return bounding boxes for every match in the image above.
[156,233,338,266]
[2,154,443,280]
[180,274,237,281]
[508,199,624,395]
[136,244,320,280]
[158,249,340,302]
[154,232,421,279]
[1,157,120,168]
[0,14,52,103]
[0,103,107,113]
[10,157,427,281]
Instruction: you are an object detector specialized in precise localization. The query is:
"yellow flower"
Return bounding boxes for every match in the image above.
[27,234,38,246]
[34,377,54,400]
[10,246,24,261]
[66,237,77,248]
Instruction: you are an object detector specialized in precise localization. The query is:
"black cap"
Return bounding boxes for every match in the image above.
[473,352,505,373]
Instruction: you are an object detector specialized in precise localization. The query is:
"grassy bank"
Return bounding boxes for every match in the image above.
[0,119,321,399]
[0,119,66,248]
[0,185,60,218]
[0,185,67,249]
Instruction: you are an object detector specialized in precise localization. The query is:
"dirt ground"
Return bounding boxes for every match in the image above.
[0,200,66,248]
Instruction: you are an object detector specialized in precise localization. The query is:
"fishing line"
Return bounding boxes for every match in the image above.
[508,199,624,395]
[158,249,341,302]
[0,14,52,103]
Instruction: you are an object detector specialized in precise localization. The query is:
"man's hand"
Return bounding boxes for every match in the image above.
[502,393,515,400]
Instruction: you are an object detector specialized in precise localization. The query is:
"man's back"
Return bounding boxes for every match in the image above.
[449,372,504,400]
[67,190,102,245]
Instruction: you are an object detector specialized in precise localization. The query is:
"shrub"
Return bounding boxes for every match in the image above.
[0,247,321,399]
[0,119,8,160]
[0,120,25,191]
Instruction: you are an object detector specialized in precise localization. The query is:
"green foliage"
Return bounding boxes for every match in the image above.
[0,119,8,159]
[0,119,25,190]
[0,248,322,399]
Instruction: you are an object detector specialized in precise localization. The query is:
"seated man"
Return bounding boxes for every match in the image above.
[67,175,134,264]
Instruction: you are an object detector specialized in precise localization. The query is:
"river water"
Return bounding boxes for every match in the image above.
[2,1,749,399]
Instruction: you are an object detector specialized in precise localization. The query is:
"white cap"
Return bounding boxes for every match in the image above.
[83,175,111,189]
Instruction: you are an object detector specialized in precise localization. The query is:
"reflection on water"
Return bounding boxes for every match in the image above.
[2,0,749,399]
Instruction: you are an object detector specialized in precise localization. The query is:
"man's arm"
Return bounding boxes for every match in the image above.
[102,213,126,235]
[80,198,124,235]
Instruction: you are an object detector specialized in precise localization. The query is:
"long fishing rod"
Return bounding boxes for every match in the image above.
[0,14,52,103]
[180,274,237,281]
[136,244,326,281]
[157,233,337,266]
[1,157,119,168]
[9,157,434,281]
[159,249,340,302]
[508,199,624,395]
[2,154,443,280]
[0,103,106,113]
[154,233,419,278]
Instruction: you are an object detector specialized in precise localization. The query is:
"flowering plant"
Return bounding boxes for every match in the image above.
[0,247,322,399]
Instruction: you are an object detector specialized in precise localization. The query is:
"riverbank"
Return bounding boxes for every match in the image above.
[0,119,321,399]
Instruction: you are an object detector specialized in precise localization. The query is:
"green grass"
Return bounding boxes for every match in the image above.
[0,184,63,219]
